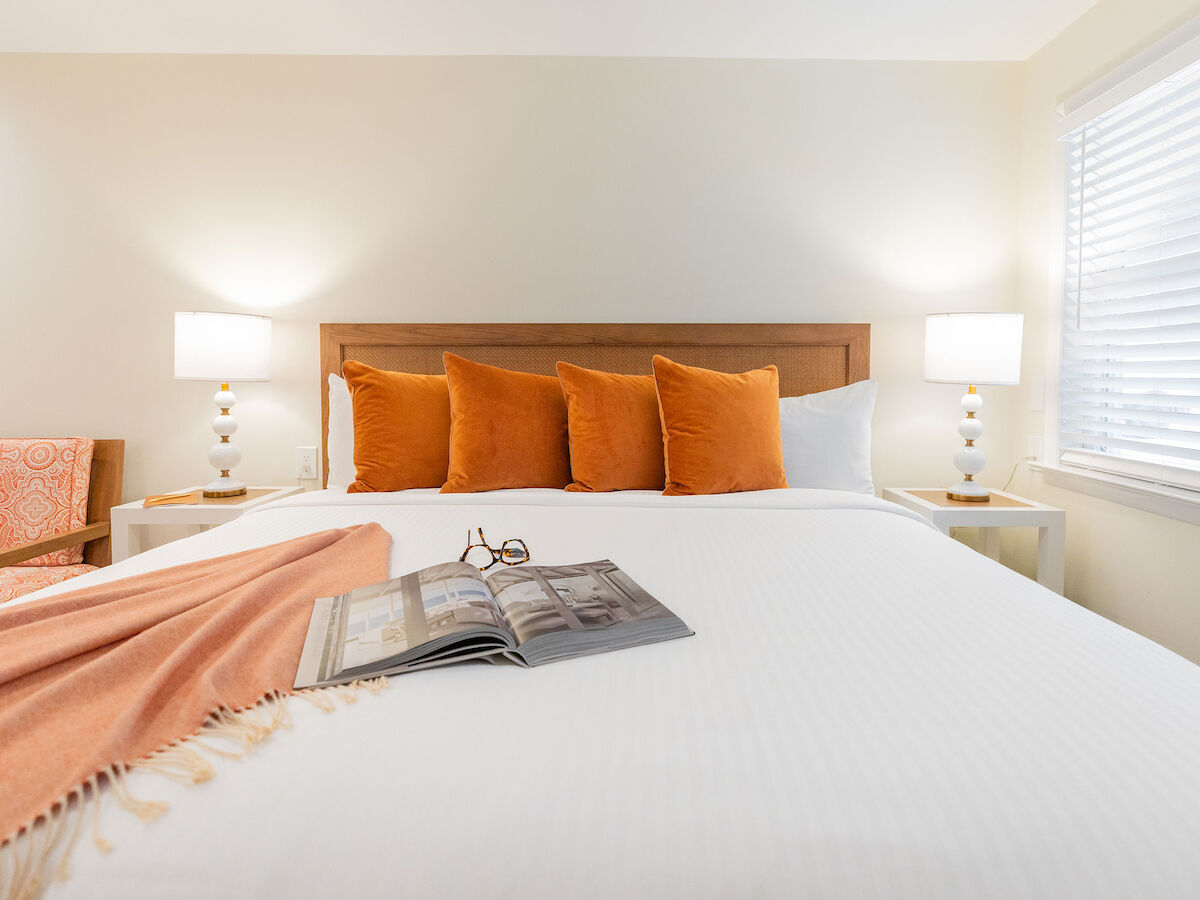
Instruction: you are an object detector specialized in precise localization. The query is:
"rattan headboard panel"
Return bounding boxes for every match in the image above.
[346,344,849,391]
[319,323,870,487]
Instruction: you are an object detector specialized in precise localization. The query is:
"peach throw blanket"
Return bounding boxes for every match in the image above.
[0,523,391,847]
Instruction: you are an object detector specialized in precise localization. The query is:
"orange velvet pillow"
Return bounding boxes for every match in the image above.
[556,362,666,492]
[652,355,789,496]
[441,353,572,492]
[342,360,451,492]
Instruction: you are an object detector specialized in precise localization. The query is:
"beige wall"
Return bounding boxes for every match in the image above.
[1011,0,1200,662]
[0,54,1021,501]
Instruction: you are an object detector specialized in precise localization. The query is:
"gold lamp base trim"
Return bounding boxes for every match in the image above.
[203,487,248,499]
[947,490,991,503]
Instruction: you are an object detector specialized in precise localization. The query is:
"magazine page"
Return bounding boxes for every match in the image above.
[294,561,514,688]
[484,560,676,646]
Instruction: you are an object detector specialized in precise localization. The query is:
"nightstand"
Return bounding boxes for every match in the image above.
[110,486,303,563]
[881,488,1065,594]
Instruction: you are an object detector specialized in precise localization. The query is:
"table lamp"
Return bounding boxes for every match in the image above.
[174,312,272,498]
[924,312,1023,502]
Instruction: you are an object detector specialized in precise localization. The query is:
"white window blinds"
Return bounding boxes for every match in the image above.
[1060,55,1200,491]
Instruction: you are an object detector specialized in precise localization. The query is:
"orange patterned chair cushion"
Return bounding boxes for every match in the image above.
[0,439,95,567]
[0,564,98,604]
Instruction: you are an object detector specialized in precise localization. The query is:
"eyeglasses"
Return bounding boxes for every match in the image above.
[460,528,530,572]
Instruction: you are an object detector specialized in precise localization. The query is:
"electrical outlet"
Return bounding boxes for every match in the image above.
[296,446,317,480]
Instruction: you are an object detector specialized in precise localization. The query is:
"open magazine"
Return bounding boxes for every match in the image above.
[294,559,693,688]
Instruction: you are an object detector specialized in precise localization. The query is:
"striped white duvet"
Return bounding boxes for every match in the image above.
[26,488,1200,899]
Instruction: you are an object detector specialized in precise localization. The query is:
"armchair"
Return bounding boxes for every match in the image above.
[0,439,124,603]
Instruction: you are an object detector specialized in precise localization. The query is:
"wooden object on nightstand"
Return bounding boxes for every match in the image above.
[110,486,303,563]
[143,491,200,507]
[881,487,1066,594]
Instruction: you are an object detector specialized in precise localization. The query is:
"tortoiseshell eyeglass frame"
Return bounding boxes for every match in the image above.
[459,527,531,572]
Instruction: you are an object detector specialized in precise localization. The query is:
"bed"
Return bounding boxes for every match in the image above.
[13,323,1200,899]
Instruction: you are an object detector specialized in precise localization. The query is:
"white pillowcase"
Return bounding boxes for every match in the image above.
[327,374,356,491]
[779,379,876,494]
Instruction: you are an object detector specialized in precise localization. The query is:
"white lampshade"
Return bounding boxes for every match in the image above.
[924,313,1023,386]
[174,312,271,382]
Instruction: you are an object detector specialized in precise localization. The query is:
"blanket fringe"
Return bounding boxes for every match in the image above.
[294,687,337,712]
[0,677,389,900]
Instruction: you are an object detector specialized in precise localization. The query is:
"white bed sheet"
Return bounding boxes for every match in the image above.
[22,488,1200,899]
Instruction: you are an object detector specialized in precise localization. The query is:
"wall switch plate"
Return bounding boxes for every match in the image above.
[1029,376,1046,413]
[296,446,318,480]
[1028,434,1044,460]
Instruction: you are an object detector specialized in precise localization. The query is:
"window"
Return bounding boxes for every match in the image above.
[1058,55,1200,492]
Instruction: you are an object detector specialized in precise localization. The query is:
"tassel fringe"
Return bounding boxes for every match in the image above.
[0,678,389,900]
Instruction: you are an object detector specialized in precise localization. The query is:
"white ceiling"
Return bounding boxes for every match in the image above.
[0,0,1098,61]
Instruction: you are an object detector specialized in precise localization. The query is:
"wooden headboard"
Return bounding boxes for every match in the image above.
[319,323,870,487]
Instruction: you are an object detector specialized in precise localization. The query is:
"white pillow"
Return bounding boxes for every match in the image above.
[327,373,356,491]
[779,379,876,494]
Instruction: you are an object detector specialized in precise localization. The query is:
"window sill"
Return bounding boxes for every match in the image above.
[1029,462,1200,527]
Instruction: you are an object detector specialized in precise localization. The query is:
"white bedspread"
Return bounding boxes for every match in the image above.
[24,488,1200,899]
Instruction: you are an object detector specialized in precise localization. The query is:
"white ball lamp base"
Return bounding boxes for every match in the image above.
[204,382,246,499]
[948,385,990,502]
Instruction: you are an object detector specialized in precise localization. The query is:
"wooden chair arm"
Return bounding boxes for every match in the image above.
[0,523,111,567]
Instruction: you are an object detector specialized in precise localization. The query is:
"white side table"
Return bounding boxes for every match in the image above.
[882,488,1066,594]
[111,486,303,563]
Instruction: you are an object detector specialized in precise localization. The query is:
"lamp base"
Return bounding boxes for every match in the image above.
[947,480,990,503]
[203,476,247,499]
